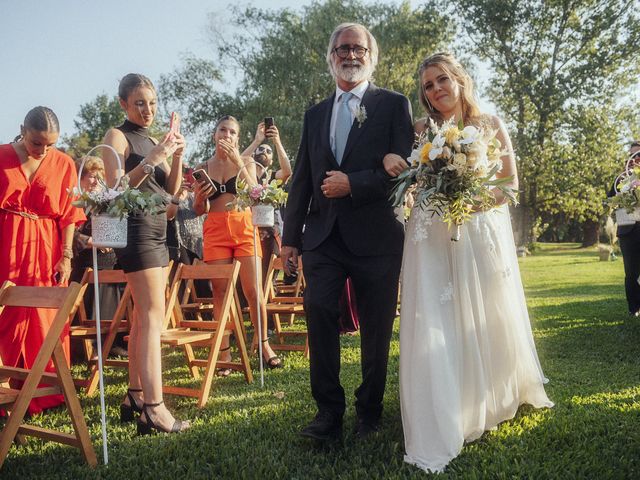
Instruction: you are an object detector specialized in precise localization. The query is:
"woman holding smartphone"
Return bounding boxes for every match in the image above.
[102,73,190,434]
[193,115,283,375]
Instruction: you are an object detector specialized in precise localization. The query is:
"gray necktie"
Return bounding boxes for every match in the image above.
[334,92,353,165]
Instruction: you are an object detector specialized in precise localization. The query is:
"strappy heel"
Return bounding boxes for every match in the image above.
[261,338,283,369]
[216,346,233,377]
[136,401,191,436]
[120,388,143,423]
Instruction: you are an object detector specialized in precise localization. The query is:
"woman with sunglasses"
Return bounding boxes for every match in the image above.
[193,116,283,375]
[242,122,292,281]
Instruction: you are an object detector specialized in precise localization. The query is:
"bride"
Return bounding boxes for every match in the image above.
[384,52,553,473]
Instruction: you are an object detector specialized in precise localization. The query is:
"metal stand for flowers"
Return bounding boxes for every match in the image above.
[76,144,126,465]
[236,162,275,388]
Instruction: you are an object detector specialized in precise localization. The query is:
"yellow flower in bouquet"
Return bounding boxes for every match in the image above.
[390,117,517,241]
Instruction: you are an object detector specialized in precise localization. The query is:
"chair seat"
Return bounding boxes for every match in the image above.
[70,325,129,337]
[161,329,215,346]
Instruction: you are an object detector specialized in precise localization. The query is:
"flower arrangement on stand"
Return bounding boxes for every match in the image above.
[231,175,288,227]
[606,164,640,226]
[70,175,165,247]
[390,118,517,240]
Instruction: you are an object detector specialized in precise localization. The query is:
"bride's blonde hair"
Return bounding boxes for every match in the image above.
[417,52,481,125]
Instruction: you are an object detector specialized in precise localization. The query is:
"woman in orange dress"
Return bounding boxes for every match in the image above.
[0,106,85,415]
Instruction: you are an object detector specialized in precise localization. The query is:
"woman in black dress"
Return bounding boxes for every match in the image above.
[102,73,190,434]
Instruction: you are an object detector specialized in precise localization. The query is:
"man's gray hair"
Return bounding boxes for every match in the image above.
[325,23,379,78]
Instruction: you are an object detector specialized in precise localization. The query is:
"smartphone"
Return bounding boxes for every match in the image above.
[169,112,181,138]
[192,168,218,196]
[264,117,274,129]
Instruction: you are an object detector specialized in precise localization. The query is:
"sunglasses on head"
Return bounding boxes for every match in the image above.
[255,146,272,155]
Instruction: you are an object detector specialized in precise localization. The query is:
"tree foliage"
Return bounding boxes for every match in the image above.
[164,0,453,162]
[450,0,640,244]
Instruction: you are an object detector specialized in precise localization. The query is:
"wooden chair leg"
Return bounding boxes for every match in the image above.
[196,322,226,409]
[52,343,98,467]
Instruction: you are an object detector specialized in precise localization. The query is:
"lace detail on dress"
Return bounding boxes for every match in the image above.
[440,282,454,304]
[411,208,433,244]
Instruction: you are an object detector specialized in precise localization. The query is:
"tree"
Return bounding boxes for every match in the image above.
[158,56,238,164]
[164,0,453,162]
[450,0,640,245]
[62,94,125,159]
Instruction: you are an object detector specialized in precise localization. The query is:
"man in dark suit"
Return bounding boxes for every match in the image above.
[281,23,413,441]
[614,141,640,316]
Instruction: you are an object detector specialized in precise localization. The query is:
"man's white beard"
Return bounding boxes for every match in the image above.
[335,60,372,84]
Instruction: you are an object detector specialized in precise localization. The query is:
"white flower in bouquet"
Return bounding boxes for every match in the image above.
[390,117,517,241]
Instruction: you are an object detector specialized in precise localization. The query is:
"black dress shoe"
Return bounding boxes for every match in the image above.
[354,418,380,439]
[300,411,343,441]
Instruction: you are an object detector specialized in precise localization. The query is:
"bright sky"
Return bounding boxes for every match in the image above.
[1,0,491,145]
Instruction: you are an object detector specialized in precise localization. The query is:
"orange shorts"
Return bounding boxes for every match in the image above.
[203,209,262,261]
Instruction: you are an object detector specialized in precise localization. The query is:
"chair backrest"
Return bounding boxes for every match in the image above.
[0,281,86,374]
[264,255,304,301]
[166,261,242,330]
[76,268,132,326]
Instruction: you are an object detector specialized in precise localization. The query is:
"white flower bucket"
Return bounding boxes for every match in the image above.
[91,214,128,248]
[77,144,128,248]
[251,204,275,227]
[615,208,640,226]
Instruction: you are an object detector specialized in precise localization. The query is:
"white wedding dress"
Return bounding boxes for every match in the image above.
[399,205,553,474]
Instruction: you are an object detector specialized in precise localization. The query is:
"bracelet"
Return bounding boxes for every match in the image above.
[62,248,73,260]
[170,198,180,206]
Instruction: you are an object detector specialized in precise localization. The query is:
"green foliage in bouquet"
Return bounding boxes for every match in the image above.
[231,176,288,210]
[606,166,640,213]
[390,118,517,228]
[71,175,166,219]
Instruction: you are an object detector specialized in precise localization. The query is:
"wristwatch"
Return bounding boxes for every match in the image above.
[139,159,155,175]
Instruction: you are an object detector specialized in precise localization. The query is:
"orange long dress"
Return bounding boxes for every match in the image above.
[0,144,85,414]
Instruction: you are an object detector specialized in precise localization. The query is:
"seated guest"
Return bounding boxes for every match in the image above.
[0,106,85,414]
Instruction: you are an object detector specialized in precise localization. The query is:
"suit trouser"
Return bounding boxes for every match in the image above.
[619,226,640,313]
[302,225,402,422]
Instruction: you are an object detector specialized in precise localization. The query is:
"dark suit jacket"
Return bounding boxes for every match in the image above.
[283,84,414,256]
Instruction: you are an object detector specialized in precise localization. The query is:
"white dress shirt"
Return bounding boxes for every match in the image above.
[329,80,369,156]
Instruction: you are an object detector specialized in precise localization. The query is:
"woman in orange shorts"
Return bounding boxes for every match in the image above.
[193,115,282,373]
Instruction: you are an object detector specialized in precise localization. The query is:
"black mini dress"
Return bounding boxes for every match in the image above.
[114,119,169,273]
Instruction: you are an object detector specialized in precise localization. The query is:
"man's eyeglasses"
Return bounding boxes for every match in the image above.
[333,45,369,59]
[255,146,272,155]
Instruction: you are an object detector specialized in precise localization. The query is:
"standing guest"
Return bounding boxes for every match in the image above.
[193,116,283,375]
[102,73,190,434]
[242,121,293,282]
[281,23,414,441]
[0,106,85,414]
[612,141,640,316]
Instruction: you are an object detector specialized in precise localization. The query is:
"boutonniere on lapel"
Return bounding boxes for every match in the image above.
[353,104,367,128]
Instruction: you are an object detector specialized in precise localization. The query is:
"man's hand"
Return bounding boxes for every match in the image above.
[281,246,299,276]
[382,153,408,177]
[322,171,351,198]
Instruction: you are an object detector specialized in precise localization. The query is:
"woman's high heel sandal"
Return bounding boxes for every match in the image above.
[216,346,233,377]
[136,401,190,436]
[120,388,143,423]
[261,338,283,369]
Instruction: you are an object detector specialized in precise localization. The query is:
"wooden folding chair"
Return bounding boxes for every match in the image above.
[161,261,253,408]
[263,256,309,358]
[272,256,305,326]
[0,281,97,469]
[71,269,132,396]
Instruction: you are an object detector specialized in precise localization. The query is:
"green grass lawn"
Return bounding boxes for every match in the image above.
[2,243,639,479]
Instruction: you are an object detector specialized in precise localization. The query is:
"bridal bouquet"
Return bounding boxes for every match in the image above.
[390,118,516,240]
[231,176,288,210]
[71,175,166,219]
